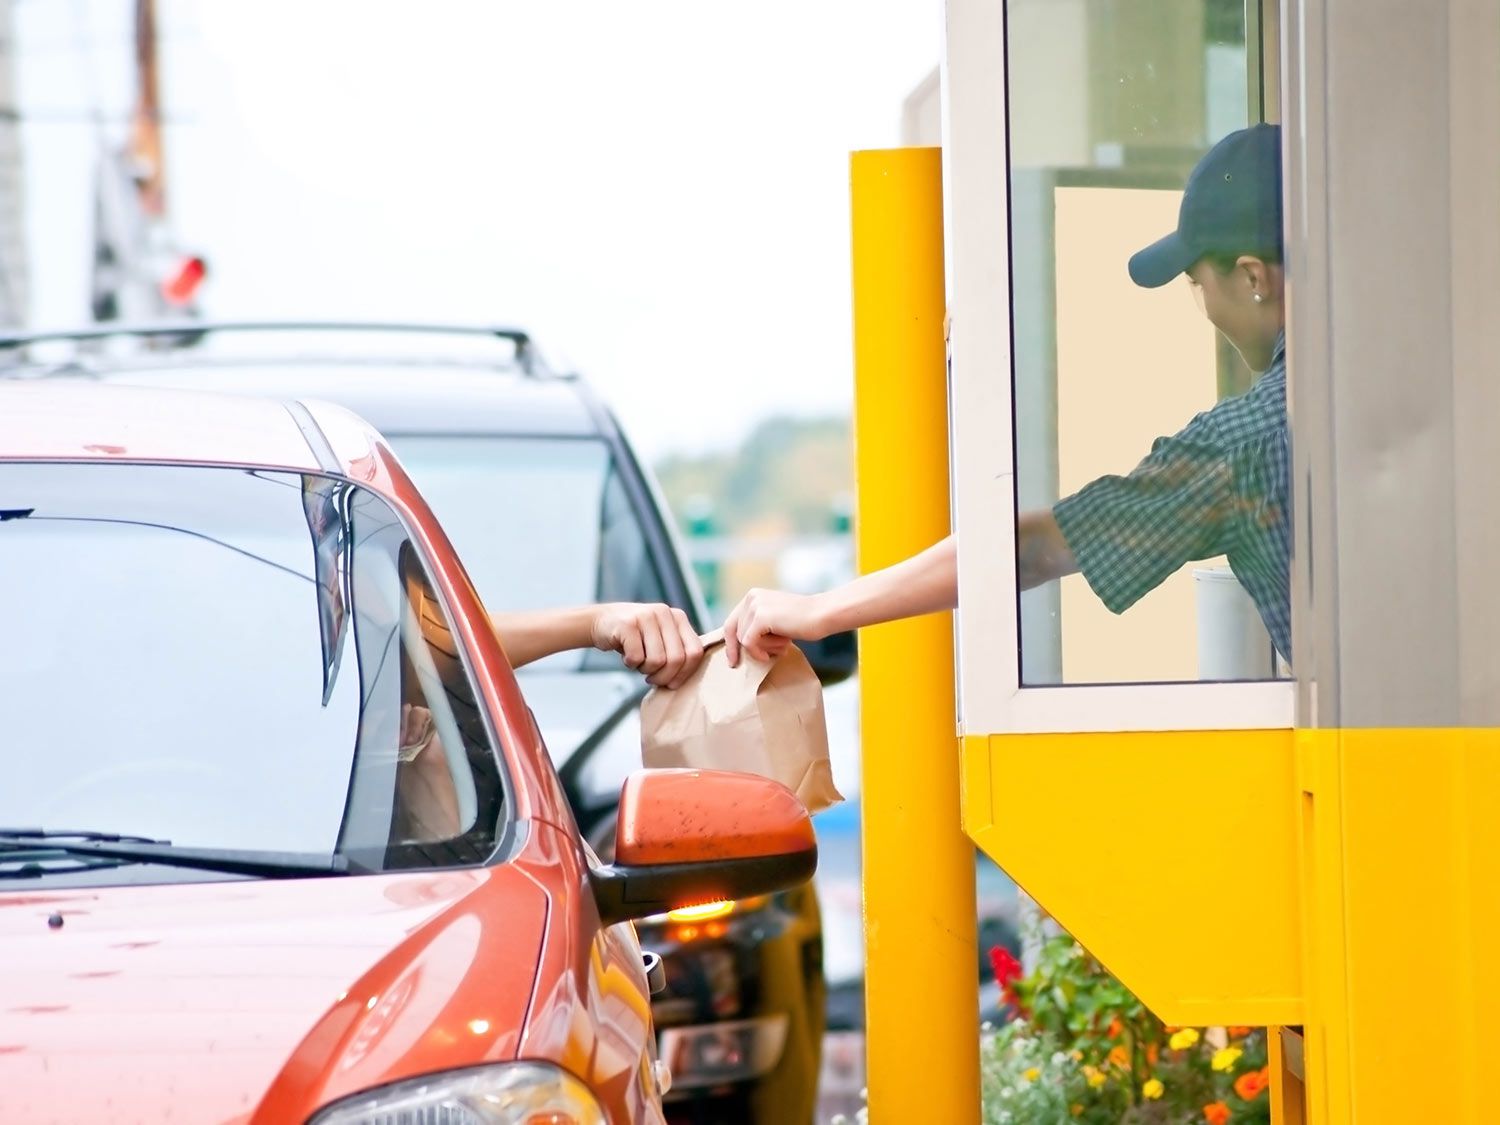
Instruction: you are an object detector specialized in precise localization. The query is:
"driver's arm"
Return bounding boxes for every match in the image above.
[490,603,704,689]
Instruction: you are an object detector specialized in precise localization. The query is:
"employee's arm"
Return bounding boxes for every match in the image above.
[724,536,958,664]
[491,603,704,688]
[724,514,1077,665]
[1017,510,1078,589]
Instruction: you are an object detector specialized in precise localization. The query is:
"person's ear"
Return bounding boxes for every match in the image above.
[1235,255,1283,305]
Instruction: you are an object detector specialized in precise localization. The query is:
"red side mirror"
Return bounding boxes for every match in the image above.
[615,768,815,866]
[591,769,817,927]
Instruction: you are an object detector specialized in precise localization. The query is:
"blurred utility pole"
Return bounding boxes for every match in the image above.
[0,0,29,325]
[91,0,206,324]
[129,0,166,219]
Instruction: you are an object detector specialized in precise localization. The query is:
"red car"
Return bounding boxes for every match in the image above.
[0,383,816,1124]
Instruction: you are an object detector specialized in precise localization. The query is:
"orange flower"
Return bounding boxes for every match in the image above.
[1108,1045,1131,1067]
[1107,1017,1124,1039]
[1227,1026,1254,1038]
[1146,1043,1160,1066]
[1203,1102,1232,1125]
[1235,1067,1271,1100]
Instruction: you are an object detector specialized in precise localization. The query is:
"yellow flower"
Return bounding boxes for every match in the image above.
[1212,1046,1244,1073]
[1070,1050,1083,1062]
[1022,1067,1041,1082]
[1142,1078,1165,1100]
[1084,1066,1107,1089]
[1169,1028,1200,1051]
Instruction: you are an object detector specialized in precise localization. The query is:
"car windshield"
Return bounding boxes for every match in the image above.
[388,435,667,673]
[0,463,507,882]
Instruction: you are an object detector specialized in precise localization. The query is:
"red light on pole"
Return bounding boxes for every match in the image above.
[160,255,206,306]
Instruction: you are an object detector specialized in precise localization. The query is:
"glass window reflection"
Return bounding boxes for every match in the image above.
[389,435,667,674]
[0,463,506,878]
[1007,0,1289,685]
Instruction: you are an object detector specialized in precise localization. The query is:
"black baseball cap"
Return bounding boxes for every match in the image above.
[1128,122,1283,288]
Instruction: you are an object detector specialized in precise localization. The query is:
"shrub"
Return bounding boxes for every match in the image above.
[983,935,1271,1125]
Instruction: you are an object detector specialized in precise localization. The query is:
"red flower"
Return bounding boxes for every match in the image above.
[988,946,1025,1013]
[1234,1068,1271,1100]
[989,945,1022,986]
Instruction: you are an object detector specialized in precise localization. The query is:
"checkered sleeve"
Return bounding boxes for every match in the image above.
[1051,424,1239,615]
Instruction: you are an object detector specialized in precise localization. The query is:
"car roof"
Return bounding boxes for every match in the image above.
[33,361,604,439]
[0,383,329,470]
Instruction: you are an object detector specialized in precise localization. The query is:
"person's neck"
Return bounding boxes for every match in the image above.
[1243,322,1286,372]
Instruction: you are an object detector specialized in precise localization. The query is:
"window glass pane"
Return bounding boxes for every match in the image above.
[390,436,666,674]
[1008,0,1290,685]
[0,463,506,882]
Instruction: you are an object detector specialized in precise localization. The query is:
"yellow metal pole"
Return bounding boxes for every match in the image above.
[851,147,979,1124]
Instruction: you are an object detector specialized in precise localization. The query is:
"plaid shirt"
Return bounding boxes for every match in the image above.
[1052,335,1291,662]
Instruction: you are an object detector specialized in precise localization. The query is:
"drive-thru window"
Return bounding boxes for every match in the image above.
[855,1,1500,1121]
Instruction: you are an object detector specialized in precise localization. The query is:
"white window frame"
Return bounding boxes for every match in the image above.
[941,0,1294,736]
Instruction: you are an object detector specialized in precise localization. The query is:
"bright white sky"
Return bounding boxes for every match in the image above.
[17,0,942,460]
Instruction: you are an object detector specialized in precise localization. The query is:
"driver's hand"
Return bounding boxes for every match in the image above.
[589,602,705,689]
[399,703,436,761]
[395,703,460,841]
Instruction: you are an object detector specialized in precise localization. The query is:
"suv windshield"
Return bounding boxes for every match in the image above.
[0,463,506,881]
[389,435,667,672]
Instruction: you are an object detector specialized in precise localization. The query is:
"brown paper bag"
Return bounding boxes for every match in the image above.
[639,629,844,814]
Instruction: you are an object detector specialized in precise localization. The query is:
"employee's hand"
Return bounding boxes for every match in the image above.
[590,602,705,689]
[723,588,826,667]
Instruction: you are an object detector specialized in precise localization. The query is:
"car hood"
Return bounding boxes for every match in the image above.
[0,864,547,1125]
[518,669,644,768]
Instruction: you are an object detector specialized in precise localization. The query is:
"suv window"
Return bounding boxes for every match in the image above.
[0,463,506,877]
[388,435,668,672]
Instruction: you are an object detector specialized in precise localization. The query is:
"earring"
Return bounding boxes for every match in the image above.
[1252,293,1263,303]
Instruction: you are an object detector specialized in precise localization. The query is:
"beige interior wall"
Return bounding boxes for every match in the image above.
[1052,185,1223,683]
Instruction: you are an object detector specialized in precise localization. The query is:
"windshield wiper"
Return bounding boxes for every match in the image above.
[0,827,167,844]
[0,832,352,879]
[0,852,130,879]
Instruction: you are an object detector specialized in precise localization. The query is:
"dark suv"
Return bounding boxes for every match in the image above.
[0,322,843,1125]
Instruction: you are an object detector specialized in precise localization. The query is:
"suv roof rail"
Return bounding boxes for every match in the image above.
[0,321,551,376]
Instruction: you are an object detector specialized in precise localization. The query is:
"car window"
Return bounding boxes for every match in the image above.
[0,462,507,878]
[388,435,667,672]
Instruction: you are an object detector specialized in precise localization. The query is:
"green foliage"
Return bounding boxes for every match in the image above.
[986,935,1273,1125]
[982,1023,1080,1125]
[653,414,851,535]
